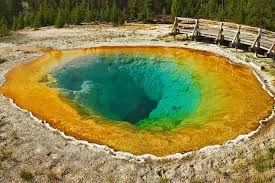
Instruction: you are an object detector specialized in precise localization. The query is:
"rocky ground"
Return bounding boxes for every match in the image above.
[0,23,274,183]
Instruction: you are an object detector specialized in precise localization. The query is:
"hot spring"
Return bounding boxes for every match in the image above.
[51,53,200,130]
[1,47,273,156]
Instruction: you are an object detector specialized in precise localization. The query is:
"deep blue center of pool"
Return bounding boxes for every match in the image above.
[51,53,200,130]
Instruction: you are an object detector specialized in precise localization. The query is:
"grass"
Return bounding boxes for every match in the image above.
[47,172,59,182]
[268,147,275,157]
[190,181,204,183]
[253,148,274,172]
[20,170,34,182]
[268,70,275,77]
[159,177,169,183]
[252,176,274,183]
[187,153,196,159]
[0,149,12,161]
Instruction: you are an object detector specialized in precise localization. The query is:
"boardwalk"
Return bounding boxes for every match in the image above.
[171,17,275,58]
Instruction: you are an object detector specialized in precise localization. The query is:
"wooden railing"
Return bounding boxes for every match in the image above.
[171,17,275,58]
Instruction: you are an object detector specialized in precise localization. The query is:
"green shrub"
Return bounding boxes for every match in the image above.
[253,148,274,172]
[0,149,12,161]
[55,9,66,28]
[20,171,34,182]
[0,17,9,37]
[252,176,273,183]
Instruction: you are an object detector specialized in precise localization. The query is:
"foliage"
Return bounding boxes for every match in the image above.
[11,14,24,31]
[71,6,82,24]
[111,3,125,25]
[252,176,274,183]
[33,12,42,30]
[144,0,154,22]
[171,0,178,18]
[0,17,9,37]
[20,170,34,182]
[253,148,274,172]
[0,0,274,34]
[55,9,66,28]
[0,148,12,161]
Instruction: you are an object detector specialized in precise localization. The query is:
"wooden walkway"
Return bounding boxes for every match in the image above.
[171,17,275,58]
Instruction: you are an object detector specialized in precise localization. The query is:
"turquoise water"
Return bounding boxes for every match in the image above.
[51,53,200,130]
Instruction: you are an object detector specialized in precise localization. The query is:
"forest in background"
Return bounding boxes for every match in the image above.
[0,0,274,37]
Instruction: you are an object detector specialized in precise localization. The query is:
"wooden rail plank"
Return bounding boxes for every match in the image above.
[171,17,275,57]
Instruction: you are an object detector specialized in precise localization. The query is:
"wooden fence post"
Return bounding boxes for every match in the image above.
[171,17,179,39]
[249,27,262,57]
[169,17,274,57]
[191,19,200,42]
[267,43,275,55]
[216,22,224,47]
[265,42,275,61]
[230,25,241,51]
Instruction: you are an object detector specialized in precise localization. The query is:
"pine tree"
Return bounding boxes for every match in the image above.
[263,0,275,31]
[144,0,154,22]
[162,7,166,15]
[17,15,24,30]
[0,0,274,32]
[55,9,66,28]
[28,13,35,27]
[118,11,125,25]
[33,12,42,30]
[111,3,118,24]
[217,8,225,21]
[63,8,70,25]
[110,3,118,24]
[0,17,9,37]
[0,1,7,18]
[116,10,125,26]
[184,0,198,17]
[71,6,81,24]
[206,0,219,19]
[12,16,18,31]
[171,0,178,18]
[23,14,30,27]
[246,0,267,27]
[165,0,172,15]
[79,0,87,22]
[110,3,124,26]
[225,0,236,19]
[43,5,55,26]
[6,0,22,21]
[128,0,137,20]
[103,6,111,22]
[36,7,46,27]
[84,6,94,23]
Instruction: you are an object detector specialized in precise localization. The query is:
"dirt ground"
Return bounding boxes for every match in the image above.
[0,24,274,183]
